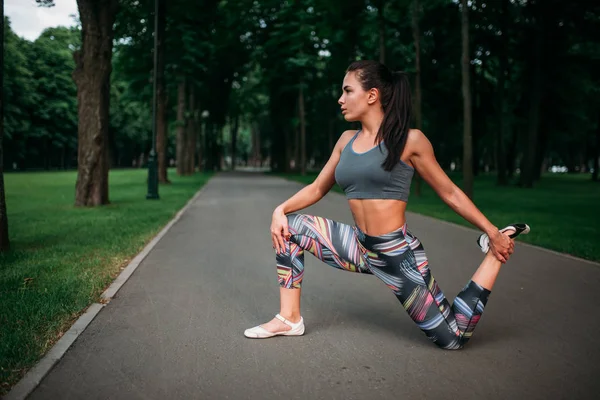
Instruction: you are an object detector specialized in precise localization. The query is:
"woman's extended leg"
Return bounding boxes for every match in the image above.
[360,225,527,349]
[245,213,370,336]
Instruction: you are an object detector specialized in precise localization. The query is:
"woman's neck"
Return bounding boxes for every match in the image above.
[360,109,384,139]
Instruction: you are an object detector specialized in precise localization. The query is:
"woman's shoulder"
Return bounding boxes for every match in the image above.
[405,129,430,148]
[407,128,426,141]
[342,129,360,140]
[335,129,360,151]
[403,129,431,157]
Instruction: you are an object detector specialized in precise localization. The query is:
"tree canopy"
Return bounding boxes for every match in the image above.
[2,0,598,182]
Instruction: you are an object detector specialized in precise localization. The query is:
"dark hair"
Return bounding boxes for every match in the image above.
[346,60,412,171]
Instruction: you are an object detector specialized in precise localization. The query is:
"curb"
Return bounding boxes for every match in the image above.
[4,183,210,400]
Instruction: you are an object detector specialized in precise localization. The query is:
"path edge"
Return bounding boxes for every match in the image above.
[4,183,210,400]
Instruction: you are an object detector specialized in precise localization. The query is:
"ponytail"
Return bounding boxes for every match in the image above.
[346,61,413,171]
[379,72,412,171]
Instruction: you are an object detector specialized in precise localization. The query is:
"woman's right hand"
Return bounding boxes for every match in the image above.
[271,207,290,254]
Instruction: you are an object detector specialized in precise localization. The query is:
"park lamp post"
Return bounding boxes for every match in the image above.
[146,0,160,200]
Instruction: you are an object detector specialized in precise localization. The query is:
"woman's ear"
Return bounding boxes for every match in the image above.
[367,88,379,105]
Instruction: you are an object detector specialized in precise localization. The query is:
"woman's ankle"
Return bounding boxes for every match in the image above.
[278,311,301,323]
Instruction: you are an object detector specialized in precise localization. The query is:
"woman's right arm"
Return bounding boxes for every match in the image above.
[271,130,355,253]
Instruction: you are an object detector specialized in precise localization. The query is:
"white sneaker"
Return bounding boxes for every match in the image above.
[477,223,531,253]
[244,314,305,339]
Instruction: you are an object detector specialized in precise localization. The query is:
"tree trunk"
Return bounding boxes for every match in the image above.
[176,79,186,175]
[250,123,257,167]
[593,112,600,181]
[461,0,473,198]
[520,5,543,188]
[61,146,66,170]
[284,126,293,173]
[411,0,422,197]
[192,106,200,171]
[299,83,307,176]
[328,117,335,153]
[534,116,548,180]
[269,104,281,171]
[496,68,508,185]
[294,125,299,170]
[197,119,204,172]
[252,122,261,167]
[219,124,225,170]
[204,122,213,170]
[73,0,119,206]
[495,0,509,186]
[44,139,49,170]
[0,0,10,252]
[205,122,213,171]
[378,0,386,64]
[185,87,195,175]
[212,124,220,171]
[472,64,481,177]
[506,128,518,178]
[231,114,239,171]
[155,0,169,183]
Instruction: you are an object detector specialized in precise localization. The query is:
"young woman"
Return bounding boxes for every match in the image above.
[244,60,530,349]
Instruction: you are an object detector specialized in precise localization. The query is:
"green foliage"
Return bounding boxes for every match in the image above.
[28,28,80,155]
[2,15,157,170]
[3,19,79,170]
[3,0,600,175]
[3,17,35,145]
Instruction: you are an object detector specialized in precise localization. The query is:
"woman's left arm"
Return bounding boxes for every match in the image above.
[407,130,513,262]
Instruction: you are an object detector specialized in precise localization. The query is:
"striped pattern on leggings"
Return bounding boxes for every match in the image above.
[276,213,491,349]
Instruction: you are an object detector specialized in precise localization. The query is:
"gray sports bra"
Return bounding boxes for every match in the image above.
[334,130,414,201]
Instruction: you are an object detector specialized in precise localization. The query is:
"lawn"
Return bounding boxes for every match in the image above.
[279,172,600,262]
[0,168,212,395]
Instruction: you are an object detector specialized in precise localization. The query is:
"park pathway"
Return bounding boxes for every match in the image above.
[24,172,600,399]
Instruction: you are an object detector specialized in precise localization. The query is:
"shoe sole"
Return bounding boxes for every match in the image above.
[477,223,531,252]
[244,325,305,339]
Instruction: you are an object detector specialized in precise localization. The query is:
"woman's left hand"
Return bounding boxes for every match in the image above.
[488,230,514,263]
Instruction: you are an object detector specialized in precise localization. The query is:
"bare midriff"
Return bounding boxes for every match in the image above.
[348,198,408,236]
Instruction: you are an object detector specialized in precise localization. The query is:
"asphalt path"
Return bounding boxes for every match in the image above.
[27,172,600,400]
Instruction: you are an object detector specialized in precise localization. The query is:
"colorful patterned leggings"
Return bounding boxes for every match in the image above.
[276,214,491,350]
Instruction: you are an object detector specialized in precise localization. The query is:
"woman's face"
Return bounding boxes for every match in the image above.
[338,71,370,122]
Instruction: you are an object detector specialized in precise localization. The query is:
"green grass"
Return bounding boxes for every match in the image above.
[279,172,600,262]
[0,168,212,395]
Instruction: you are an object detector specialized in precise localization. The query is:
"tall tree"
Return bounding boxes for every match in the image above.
[154,0,169,183]
[594,114,600,182]
[73,0,120,206]
[184,86,196,175]
[495,0,509,185]
[411,0,422,197]
[520,0,544,188]
[230,113,239,170]
[175,79,186,175]
[460,0,473,198]
[298,82,307,175]
[0,5,10,252]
